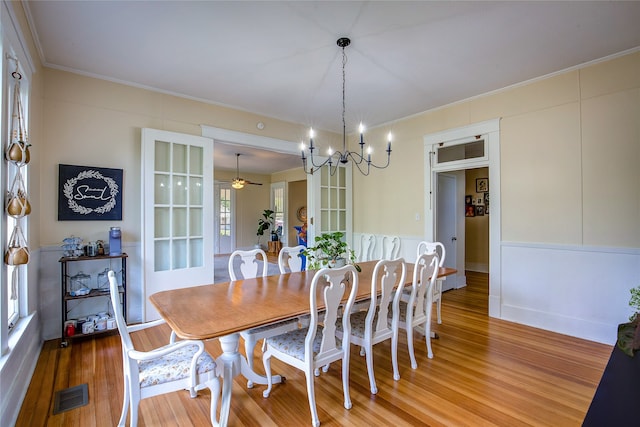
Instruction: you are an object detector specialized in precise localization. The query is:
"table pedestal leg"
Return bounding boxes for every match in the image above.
[216,333,283,426]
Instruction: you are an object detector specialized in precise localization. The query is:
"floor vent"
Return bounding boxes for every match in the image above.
[53,383,88,414]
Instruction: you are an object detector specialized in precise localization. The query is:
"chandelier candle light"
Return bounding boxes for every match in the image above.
[301,37,392,176]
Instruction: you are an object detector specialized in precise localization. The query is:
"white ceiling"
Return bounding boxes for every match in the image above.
[23,1,640,173]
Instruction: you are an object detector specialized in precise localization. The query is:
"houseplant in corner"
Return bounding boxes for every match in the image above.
[256,209,275,248]
[617,285,640,357]
[302,231,360,271]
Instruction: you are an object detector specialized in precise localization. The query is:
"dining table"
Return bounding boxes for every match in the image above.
[149,259,456,426]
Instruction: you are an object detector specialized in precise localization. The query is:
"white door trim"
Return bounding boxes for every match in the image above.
[424,118,501,318]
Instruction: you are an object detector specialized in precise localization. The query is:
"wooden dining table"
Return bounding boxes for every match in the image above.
[150,260,456,426]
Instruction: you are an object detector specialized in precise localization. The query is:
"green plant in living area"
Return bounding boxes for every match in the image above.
[301,231,360,272]
[616,285,640,357]
[256,209,275,245]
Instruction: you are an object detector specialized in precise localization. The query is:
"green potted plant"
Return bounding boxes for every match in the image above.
[302,231,360,271]
[256,209,275,247]
[617,285,640,357]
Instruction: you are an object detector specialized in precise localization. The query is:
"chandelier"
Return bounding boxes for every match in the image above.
[301,37,392,176]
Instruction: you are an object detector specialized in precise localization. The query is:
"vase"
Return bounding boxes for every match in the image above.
[328,258,346,268]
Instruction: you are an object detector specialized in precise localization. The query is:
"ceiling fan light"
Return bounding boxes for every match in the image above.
[232,179,244,189]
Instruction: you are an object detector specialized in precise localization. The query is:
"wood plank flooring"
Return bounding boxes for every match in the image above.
[16,271,612,426]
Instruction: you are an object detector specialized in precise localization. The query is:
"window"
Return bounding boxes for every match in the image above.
[271,184,285,240]
[219,188,231,237]
[4,65,29,331]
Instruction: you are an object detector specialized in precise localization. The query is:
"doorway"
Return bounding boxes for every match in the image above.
[424,118,501,318]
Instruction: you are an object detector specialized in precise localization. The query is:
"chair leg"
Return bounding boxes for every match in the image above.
[425,313,434,359]
[342,348,353,410]
[244,334,257,388]
[129,386,141,427]
[406,326,418,369]
[207,375,222,427]
[364,344,378,394]
[391,331,400,381]
[118,377,130,427]
[262,350,274,398]
[305,369,320,427]
[436,296,442,324]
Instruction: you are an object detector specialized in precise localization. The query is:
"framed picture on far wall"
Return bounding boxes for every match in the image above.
[476,177,489,192]
[475,205,485,216]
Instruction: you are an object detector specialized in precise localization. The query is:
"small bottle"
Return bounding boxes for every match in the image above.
[109,227,122,256]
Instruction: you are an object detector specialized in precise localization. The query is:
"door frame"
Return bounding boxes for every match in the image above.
[424,119,501,318]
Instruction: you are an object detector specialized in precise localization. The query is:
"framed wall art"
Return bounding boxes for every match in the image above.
[58,164,123,221]
[476,177,489,192]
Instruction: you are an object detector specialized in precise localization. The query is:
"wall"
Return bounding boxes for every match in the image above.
[352,52,640,344]
[287,180,307,247]
[465,167,489,272]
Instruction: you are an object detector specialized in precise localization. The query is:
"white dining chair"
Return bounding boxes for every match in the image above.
[339,258,406,394]
[108,271,222,427]
[229,249,301,388]
[416,241,446,324]
[381,235,401,259]
[228,248,269,280]
[262,265,359,427]
[394,252,439,367]
[278,244,306,273]
[359,233,376,262]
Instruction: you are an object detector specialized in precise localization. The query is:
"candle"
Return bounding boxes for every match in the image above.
[309,128,315,149]
[359,123,364,145]
[387,132,392,152]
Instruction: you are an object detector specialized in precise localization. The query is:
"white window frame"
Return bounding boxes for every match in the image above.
[1,1,36,355]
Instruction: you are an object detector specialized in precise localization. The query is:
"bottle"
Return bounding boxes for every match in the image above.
[109,227,121,256]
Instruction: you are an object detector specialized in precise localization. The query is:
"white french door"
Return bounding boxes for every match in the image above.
[141,128,214,321]
[306,163,353,247]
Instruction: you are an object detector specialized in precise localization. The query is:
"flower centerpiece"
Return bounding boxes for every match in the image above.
[302,231,360,271]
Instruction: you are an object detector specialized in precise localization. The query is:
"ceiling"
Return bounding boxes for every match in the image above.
[22,1,640,173]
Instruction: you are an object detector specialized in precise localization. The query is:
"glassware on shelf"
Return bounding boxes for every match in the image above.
[97,268,110,291]
[69,271,91,296]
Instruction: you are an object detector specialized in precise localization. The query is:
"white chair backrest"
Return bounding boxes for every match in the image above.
[359,234,376,262]
[366,258,406,337]
[228,249,268,280]
[307,265,359,361]
[416,241,445,267]
[108,270,134,354]
[278,245,306,273]
[407,253,439,323]
[381,235,401,260]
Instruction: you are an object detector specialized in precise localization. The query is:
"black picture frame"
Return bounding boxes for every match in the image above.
[475,205,485,216]
[58,164,123,221]
[476,177,489,192]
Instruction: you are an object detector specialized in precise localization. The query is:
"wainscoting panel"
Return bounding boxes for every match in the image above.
[500,242,640,345]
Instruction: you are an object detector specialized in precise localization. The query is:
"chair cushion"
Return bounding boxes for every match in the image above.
[245,318,300,335]
[266,327,342,361]
[138,343,216,388]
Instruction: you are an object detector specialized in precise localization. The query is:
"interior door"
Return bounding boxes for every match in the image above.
[141,128,214,320]
[306,162,353,247]
[436,173,457,291]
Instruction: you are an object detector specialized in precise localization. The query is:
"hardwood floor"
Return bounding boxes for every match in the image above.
[16,271,612,426]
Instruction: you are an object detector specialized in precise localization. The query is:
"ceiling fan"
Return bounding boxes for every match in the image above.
[228,153,262,189]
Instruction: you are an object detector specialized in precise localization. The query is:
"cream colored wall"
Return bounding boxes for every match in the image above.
[287,180,307,247]
[354,52,640,250]
[465,168,489,269]
[39,69,307,246]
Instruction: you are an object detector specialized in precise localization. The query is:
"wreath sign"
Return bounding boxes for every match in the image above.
[63,169,119,215]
